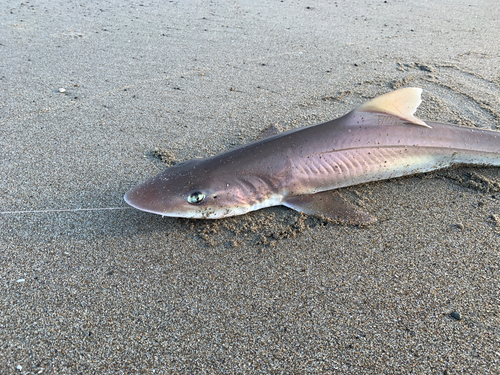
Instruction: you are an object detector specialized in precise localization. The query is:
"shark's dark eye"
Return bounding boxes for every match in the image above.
[187,191,205,204]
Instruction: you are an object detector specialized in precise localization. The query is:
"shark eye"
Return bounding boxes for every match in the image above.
[187,191,205,204]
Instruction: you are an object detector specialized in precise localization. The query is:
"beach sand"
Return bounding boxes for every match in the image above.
[1,0,499,373]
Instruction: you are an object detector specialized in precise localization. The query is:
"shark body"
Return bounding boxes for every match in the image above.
[124,88,500,223]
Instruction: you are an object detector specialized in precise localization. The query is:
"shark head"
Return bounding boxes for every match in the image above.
[124,156,280,219]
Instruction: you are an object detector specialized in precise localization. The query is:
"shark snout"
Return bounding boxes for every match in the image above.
[124,180,171,215]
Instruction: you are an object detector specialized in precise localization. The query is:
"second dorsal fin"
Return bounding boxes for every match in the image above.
[355,87,430,128]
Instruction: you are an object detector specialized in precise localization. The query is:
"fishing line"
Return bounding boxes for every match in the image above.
[0,207,131,215]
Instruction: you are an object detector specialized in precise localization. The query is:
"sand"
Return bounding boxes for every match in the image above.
[1,0,499,373]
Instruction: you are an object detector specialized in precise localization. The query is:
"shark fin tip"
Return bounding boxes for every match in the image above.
[355,87,429,127]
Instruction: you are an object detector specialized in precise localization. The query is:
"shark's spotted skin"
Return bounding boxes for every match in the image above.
[124,88,500,223]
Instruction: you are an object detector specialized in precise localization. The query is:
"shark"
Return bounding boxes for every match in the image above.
[124,87,500,224]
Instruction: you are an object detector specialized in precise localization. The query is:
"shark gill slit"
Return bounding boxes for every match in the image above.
[236,175,278,206]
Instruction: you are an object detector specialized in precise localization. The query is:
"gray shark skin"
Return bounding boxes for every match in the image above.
[124,88,500,223]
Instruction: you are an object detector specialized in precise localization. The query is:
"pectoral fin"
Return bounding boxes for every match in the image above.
[282,191,377,225]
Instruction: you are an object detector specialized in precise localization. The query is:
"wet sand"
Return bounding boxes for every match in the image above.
[1,0,499,373]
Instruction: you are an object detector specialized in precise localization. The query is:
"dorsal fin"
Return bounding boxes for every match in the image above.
[355,87,430,128]
[257,124,281,140]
